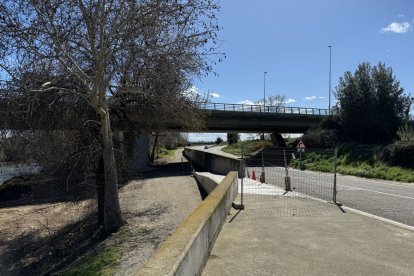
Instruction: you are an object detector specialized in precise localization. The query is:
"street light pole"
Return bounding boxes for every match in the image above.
[264,71,267,108]
[261,71,268,183]
[328,46,332,114]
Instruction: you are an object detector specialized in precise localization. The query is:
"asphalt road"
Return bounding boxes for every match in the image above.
[249,166,414,227]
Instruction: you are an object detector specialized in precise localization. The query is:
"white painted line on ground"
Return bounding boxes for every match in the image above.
[339,174,414,189]
[342,206,414,232]
[339,184,414,200]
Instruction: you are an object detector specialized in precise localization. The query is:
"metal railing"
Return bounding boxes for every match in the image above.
[196,102,330,116]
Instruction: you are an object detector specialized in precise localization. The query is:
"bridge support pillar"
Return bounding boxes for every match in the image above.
[270,133,286,147]
[121,129,150,176]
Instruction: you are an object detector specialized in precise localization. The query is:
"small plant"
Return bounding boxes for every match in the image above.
[397,123,414,143]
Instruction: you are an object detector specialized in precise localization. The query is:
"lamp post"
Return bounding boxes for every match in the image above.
[263,71,267,109]
[261,71,268,183]
[328,46,332,114]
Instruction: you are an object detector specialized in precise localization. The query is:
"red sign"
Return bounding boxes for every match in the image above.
[297,140,306,152]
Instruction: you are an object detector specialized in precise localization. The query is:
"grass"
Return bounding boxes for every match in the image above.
[59,229,128,276]
[222,140,273,156]
[157,147,177,159]
[290,143,414,182]
[60,247,120,276]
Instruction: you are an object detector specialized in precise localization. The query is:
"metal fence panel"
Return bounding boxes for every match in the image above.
[240,147,336,204]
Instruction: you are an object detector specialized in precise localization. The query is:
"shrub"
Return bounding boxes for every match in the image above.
[215,137,223,144]
[301,128,339,149]
[227,133,240,144]
[397,123,414,143]
[380,142,414,169]
[319,115,340,130]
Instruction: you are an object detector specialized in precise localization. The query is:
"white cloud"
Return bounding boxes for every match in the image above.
[381,22,411,33]
[237,100,255,105]
[284,98,296,104]
[304,96,327,101]
[184,86,200,97]
[210,92,220,98]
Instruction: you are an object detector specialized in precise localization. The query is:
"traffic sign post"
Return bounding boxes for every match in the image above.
[297,140,306,170]
[297,140,306,152]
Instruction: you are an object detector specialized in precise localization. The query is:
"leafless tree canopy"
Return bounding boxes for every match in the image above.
[0,0,221,232]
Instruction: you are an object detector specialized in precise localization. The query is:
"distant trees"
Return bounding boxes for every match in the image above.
[335,62,411,144]
[227,133,240,144]
[215,137,223,144]
[255,94,286,107]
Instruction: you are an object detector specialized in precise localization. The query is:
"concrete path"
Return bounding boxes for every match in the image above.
[202,196,414,276]
[188,145,240,159]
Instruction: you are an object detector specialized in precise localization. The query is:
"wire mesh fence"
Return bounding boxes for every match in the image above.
[240,147,337,204]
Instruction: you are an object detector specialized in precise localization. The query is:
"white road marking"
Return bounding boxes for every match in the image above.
[339,174,414,189]
[339,184,414,200]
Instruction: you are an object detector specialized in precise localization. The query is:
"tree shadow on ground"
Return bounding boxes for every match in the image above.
[139,162,194,179]
[0,212,106,276]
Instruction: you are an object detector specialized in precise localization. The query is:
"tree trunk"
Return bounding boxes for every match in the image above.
[100,110,123,233]
[150,131,159,163]
[96,155,105,225]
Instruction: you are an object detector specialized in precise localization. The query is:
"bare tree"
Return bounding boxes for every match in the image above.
[255,94,286,107]
[0,0,220,233]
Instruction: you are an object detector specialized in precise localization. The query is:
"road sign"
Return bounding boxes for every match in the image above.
[297,140,306,152]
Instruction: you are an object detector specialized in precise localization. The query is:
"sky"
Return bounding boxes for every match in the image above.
[189,0,414,141]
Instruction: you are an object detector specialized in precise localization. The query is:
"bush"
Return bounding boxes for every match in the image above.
[319,115,340,130]
[397,123,414,143]
[215,137,223,144]
[301,128,339,149]
[227,133,240,144]
[380,142,414,169]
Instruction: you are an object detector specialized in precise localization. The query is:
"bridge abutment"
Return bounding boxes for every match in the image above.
[270,133,287,147]
[120,129,150,176]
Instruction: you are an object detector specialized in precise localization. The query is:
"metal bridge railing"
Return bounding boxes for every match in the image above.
[196,102,330,116]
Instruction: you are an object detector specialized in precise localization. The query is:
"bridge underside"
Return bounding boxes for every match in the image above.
[201,111,323,133]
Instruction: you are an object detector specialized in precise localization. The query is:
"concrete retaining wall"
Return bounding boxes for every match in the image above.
[136,172,238,276]
[184,147,244,177]
[193,172,219,195]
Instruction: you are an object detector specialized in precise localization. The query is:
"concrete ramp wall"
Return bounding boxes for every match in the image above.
[184,147,244,177]
[136,171,238,276]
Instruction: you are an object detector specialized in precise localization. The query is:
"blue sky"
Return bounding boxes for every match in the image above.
[189,0,414,141]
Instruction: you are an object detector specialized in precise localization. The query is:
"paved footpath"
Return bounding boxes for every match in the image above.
[202,195,414,276]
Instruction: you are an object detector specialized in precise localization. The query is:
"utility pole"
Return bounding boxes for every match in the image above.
[264,71,267,108]
[328,46,332,114]
[262,71,267,140]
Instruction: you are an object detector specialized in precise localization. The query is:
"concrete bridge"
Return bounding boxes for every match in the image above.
[197,102,329,133]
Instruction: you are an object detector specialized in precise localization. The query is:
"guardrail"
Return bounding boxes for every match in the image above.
[196,102,330,116]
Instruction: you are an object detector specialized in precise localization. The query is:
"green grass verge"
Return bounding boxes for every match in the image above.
[222,140,273,156]
[157,147,177,158]
[59,229,130,276]
[60,246,120,276]
[290,144,414,182]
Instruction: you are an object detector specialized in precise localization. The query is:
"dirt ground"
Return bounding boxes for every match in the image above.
[0,200,95,275]
[0,148,203,275]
